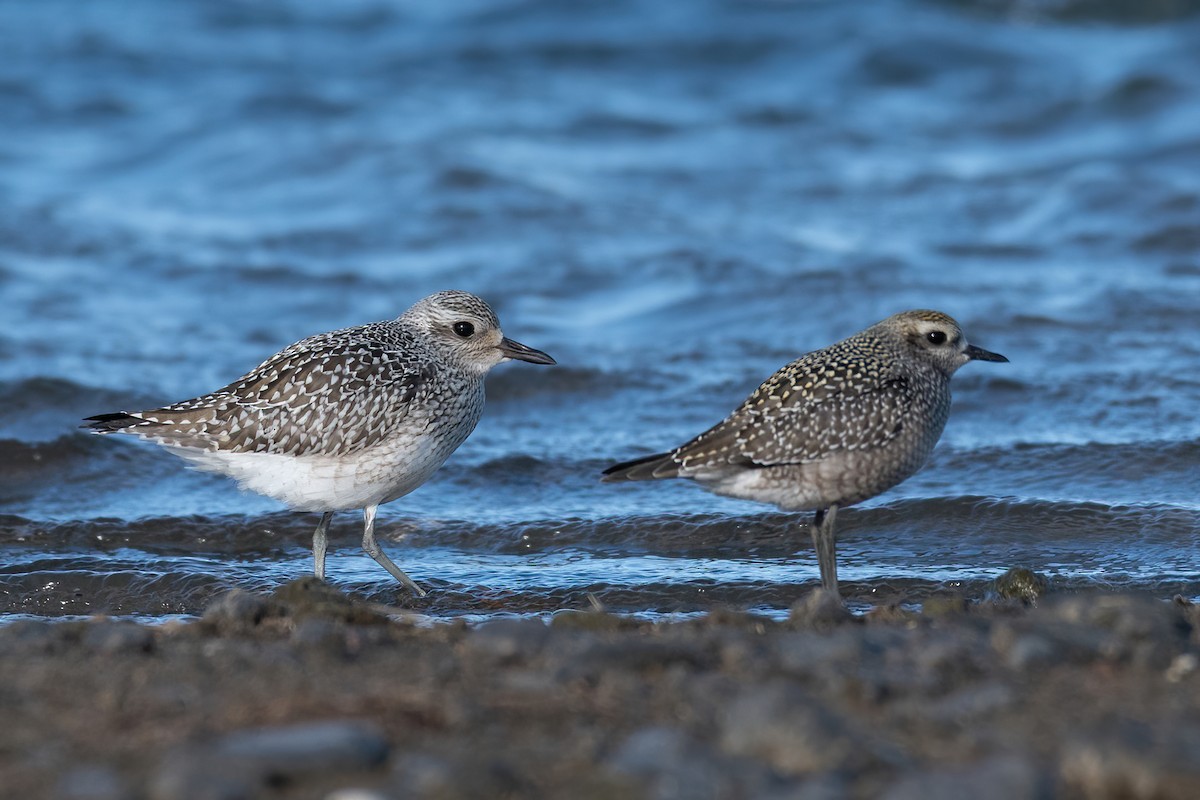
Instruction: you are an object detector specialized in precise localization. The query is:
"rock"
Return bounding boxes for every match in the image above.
[699,608,771,632]
[150,721,390,800]
[214,720,390,776]
[1061,721,1200,799]
[1040,593,1187,666]
[990,627,1061,671]
[990,568,1049,603]
[719,681,864,775]
[774,627,907,705]
[919,682,1017,724]
[200,589,271,635]
[788,589,854,631]
[551,609,637,632]
[608,726,754,800]
[270,578,391,626]
[864,603,920,625]
[775,629,871,677]
[0,618,57,651]
[988,609,1137,671]
[1166,653,1198,683]
[55,765,131,800]
[464,617,550,662]
[149,751,255,800]
[609,726,694,777]
[1172,595,1200,644]
[82,621,154,655]
[988,596,1176,669]
[782,774,852,800]
[323,790,391,800]
[562,639,711,680]
[289,618,350,655]
[882,755,1045,800]
[910,634,986,687]
[922,595,970,618]
[391,752,459,798]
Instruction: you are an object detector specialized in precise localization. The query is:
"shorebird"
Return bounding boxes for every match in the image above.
[84,290,555,595]
[602,310,1007,600]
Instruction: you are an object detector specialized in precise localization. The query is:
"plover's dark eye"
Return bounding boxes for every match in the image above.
[926,330,948,346]
[453,321,475,338]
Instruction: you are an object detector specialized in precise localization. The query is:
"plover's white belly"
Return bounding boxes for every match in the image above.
[171,422,466,512]
[701,436,937,512]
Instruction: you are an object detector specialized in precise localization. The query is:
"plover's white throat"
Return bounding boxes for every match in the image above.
[603,310,1007,600]
[85,290,555,595]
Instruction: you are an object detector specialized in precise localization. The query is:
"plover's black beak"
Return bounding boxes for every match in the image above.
[965,343,1008,363]
[498,337,556,365]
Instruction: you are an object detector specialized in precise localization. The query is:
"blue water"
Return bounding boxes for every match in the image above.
[2,0,1199,619]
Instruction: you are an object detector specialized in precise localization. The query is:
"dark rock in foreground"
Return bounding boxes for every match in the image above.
[2,584,1198,799]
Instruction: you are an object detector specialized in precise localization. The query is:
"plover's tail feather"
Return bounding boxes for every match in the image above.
[82,412,146,433]
[601,451,680,482]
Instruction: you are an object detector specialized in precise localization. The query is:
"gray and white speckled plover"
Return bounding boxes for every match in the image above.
[85,290,555,595]
[603,310,1007,600]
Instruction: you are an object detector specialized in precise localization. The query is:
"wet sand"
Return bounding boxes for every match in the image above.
[4,579,1200,800]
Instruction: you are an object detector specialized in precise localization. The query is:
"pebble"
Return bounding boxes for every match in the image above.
[986,593,1191,671]
[788,588,854,631]
[550,609,638,632]
[1061,722,1200,800]
[989,568,1049,603]
[464,617,551,662]
[1041,593,1186,666]
[150,721,389,800]
[608,726,761,800]
[775,629,870,677]
[149,753,253,800]
[290,618,351,656]
[990,628,1060,671]
[562,638,711,681]
[55,766,130,800]
[882,755,1045,800]
[270,577,391,625]
[200,589,269,634]
[719,681,865,776]
[82,621,154,655]
[922,595,970,618]
[391,752,459,798]
[215,720,389,773]
[323,790,391,800]
[918,682,1017,724]
[1166,653,1198,683]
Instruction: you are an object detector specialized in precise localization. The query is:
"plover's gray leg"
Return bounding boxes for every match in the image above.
[811,505,840,597]
[312,511,334,580]
[361,504,426,597]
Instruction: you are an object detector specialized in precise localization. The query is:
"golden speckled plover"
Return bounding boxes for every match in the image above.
[85,290,555,595]
[603,310,1007,600]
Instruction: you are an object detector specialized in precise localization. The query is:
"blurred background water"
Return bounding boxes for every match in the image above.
[1,0,1198,620]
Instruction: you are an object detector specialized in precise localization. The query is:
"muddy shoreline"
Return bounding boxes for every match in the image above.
[4,579,1200,800]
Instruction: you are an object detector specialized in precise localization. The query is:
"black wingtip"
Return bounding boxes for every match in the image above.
[81,412,141,433]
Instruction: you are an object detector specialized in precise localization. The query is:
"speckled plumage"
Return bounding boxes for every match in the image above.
[603,309,1007,600]
[85,290,555,594]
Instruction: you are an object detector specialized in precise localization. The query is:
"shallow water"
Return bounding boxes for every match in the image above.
[2,0,1199,620]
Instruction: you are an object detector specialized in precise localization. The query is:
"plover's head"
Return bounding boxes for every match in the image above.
[876,309,1007,376]
[401,290,556,375]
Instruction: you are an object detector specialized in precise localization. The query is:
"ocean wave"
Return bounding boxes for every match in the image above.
[928,0,1200,24]
[4,495,1194,555]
